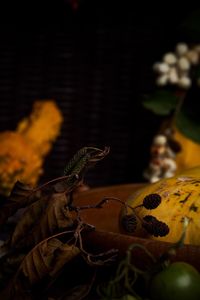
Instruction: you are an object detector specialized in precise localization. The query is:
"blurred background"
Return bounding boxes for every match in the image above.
[0,1,200,189]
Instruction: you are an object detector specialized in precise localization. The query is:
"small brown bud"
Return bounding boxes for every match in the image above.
[121,214,137,233]
[143,193,162,209]
[142,215,169,237]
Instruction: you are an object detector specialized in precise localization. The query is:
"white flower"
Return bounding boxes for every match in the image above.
[176,43,188,56]
[177,57,191,71]
[153,135,167,145]
[163,53,177,65]
[168,68,179,84]
[178,76,191,89]
[156,74,169,86]
[153,62,170,74]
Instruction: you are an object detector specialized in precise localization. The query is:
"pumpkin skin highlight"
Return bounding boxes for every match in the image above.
[123,169,200,245]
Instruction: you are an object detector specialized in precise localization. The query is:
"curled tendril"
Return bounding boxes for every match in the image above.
[97,243,156,299]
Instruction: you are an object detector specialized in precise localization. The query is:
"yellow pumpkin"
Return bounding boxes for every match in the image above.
[174,127,200,172]
[122,167,200,245]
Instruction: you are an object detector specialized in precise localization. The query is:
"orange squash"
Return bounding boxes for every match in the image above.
[0,100,63,196]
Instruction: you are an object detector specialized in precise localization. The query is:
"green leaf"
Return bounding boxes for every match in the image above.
[176,110,200,144]
[142,90,178,116]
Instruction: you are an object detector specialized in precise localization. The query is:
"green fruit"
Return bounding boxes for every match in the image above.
[150,262,200,300]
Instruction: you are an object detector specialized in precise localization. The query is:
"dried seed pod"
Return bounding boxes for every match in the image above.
[121,213,138,233]
[142,215,169,237]
[143,193,162,209]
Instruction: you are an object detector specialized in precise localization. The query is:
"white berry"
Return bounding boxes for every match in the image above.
[163,53,177,65]
[168,68,179,84]
[156,74,169,86]
[177,57,191,71]
[178,77,191,89]
[153,62,170,74]
[176,43,188,56]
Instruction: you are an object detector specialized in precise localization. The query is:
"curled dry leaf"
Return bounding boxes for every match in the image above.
[9,197,49,247]
[1,236,80,299]
[0,174,80,229]
[0,181,34,227]
[58,284,92,300]
[10,193,74,249]
[0,146,111,299]
[0,146,110,229]
[50,243,80,277]
[22,238,63,285]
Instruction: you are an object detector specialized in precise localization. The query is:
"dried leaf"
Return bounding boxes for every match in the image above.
[10,193,74,249]
[57,269,96,300]
[22,238,63,285]
[50,243,80,277]
[59,284,91,300]
[6,289,34,300]
[0,266,34,300]
[1,236,80,299]
[9,196,50,247]
[9,181,34,201]
[0,175,79,228]
[0,181,34,226]
[0,147,109,228]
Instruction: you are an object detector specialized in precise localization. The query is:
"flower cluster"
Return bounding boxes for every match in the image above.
[153,43,200,89]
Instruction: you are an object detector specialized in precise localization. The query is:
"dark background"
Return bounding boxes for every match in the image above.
[0,1,199,187]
